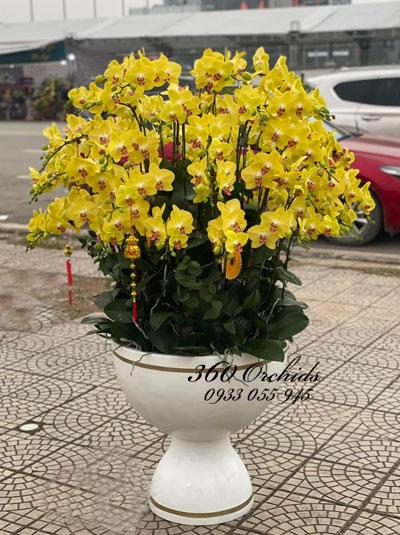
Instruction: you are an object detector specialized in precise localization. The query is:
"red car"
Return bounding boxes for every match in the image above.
[329,124,400,245]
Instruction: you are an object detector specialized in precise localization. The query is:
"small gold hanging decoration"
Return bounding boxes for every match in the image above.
[124,235,141,322]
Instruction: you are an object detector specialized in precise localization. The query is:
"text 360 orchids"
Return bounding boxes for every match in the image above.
[187,356,321,384]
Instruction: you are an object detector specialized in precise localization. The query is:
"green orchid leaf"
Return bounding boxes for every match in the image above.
[243,338,286,361]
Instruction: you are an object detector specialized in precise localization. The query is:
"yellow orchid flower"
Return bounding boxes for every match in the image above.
[159,100,187,124]
[43,123,64,149]
[65,188,98,230]
[299,209,323,241]
[207,216,224,254]
[320,215,341,238]
[217,199,247,234]
[216,160,236,198]
[144,205,167,249]
[126,166,157,198]
[209,139,234,162]
[46,197,70,235]
[125,55,157,91]
[149,163,175,192]
[225,230,248,254]
[27,209,47,241]
[241,150,283,190]
[152,54,182,86]
[248,207,294,249]
[99,219,125,245]
[166,205,194,239]
[191,48,235,92]
[253,47,270,75]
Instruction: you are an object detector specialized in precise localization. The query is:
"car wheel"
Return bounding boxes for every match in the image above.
[328,193,382,246]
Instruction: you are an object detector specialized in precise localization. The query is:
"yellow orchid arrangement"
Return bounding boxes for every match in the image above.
[27,48,374,359]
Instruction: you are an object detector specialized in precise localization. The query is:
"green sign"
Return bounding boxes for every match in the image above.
[0,41,66,65]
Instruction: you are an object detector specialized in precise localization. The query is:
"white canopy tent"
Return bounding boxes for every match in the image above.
[0,2,399,81]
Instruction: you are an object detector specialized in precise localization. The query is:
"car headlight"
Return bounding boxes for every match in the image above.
[380,165,400,177]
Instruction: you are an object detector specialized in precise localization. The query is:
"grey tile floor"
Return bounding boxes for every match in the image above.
[1,243,400,534]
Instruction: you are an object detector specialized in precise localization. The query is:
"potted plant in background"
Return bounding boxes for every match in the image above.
[27,47,374,525]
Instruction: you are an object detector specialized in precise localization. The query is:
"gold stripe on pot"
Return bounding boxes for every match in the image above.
[149,494,253,518]
[113,351,263,374]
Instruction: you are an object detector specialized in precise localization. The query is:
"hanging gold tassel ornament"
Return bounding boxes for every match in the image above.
[124,235,141,322]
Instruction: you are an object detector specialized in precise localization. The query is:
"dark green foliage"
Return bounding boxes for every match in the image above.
[82,159,309,361]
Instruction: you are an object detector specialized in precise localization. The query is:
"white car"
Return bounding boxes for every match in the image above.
[307,67,400,138]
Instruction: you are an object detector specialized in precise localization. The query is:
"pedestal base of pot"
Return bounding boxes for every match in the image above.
[149,435,253,526]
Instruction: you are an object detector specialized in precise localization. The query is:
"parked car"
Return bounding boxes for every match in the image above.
[307,67,400,138]
[326,122,400,245]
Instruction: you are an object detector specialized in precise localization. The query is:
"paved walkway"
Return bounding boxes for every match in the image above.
[1,241,400,534]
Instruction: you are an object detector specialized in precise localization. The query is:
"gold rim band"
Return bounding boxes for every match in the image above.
[113,351,262,374]
[150,494,253,518]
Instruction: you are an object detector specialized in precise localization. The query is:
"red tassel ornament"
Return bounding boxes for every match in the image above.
[64,244,73,305]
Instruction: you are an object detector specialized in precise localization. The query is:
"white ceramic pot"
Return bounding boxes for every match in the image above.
[113,346,286,526]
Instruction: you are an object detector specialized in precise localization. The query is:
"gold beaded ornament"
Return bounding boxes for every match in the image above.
[124,234,141,322]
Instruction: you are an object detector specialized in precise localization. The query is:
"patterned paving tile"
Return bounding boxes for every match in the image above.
[278,459,383,508]
[372,293,400,315]
[11,377,94,407]
[238,445,306,491]
[370,330,400,352]
[135,510,234,534]
[240,490,355,534]
[0,396,51,429]
[311,363,396,408]
[0,330,30,346]
[25,443,150,492]
[358,409,400,443]
[308,302,363,325]
[56,353,115,385]
[0,369,41,397]
[44,321,94,343]
[3,338,110,378]
[365,466,400,517]
[0,431,64,471]
[317,325,387,348]
[345,511,400,535]
[294,279,355,303]
[303,308,342,337]
[296,340,361,362]
[34,407,110,443]
[0,468,15,481]
[368,383,400,414]
[74,417,164,450]
[245,401,359,457]
[329,283,391,307]
[62,386,131,418]
[0,509,44,534]
[277,353,341,381]
[351,347,400,370]
[315,437,400,474]
[4,351,85,377]
[0,332,60,353]
[326,409,400,445]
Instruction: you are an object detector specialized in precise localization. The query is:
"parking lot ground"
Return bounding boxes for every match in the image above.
[1,240,400,534]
